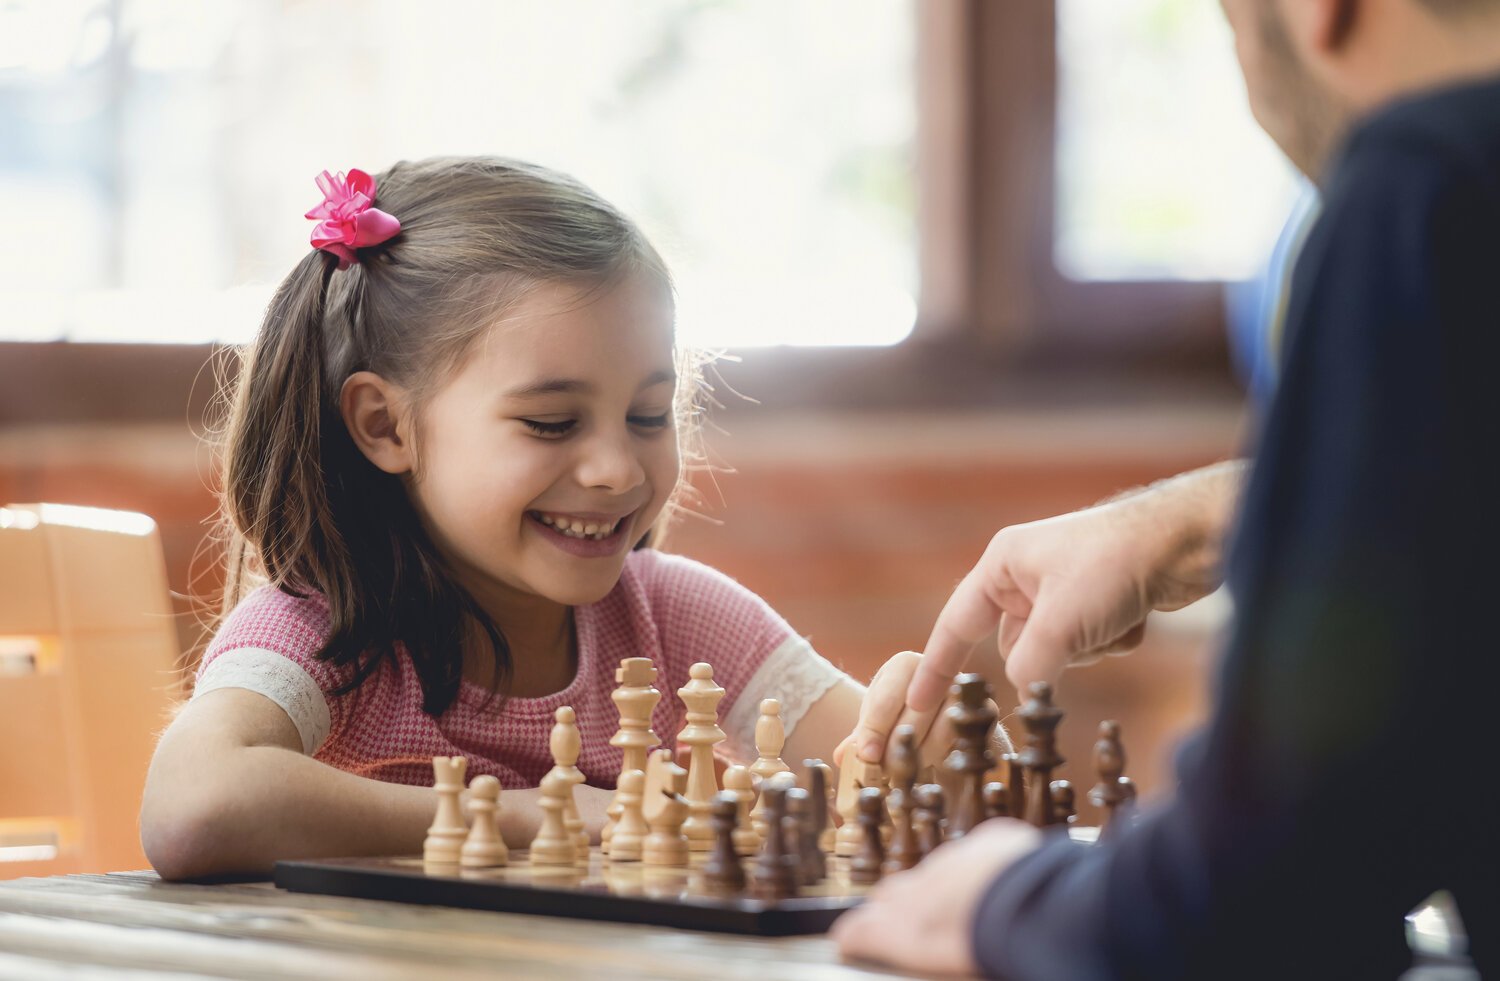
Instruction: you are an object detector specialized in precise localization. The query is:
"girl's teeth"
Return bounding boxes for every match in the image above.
[536,512,618,540]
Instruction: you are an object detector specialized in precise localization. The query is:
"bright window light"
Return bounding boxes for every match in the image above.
[1055,0,1301,281]
[1,0,917,349]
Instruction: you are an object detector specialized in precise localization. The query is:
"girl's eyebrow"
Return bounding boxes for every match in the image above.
[503,369,677,400]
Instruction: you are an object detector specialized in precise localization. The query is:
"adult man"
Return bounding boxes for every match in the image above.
[833,0,1500,976]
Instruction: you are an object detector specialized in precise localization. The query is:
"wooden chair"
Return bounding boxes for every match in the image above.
[0,503,183,877]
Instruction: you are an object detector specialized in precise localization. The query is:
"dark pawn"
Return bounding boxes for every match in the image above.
[750,785,798,900]
[803,758,832,854]
[702,792,746,892]
[849,787,887,884]
[884,725,921,873]
[912,783,947,857]
[1088,720,1132,837]
[1050,780,1076,827]
[943,674,997,838]
[1018,681,1065,828]
[982,781,1009,821]
[1001,751,1026,819]
[786,787,824,885]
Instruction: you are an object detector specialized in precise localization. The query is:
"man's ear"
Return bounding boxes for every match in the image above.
[340,371,415,475]
[1290,0,1359,51]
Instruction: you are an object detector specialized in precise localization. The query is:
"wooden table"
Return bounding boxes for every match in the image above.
[0,871,1476,980]
[0,870,919,980]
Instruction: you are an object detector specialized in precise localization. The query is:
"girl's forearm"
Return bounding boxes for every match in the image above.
[150,746,546,879]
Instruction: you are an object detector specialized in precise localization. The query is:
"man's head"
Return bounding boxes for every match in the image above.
[1220,0,1500,180]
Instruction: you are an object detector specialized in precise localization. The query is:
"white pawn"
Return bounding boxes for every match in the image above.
[530,771,576,866]
[748,699,790,840]
[603,658,661,857]
[677,662,726,851]
[608,768,650,863]
[460,775,508,868]
[723,765,762,856]
[641,748,690,868]
[423,755,468,864]
[548,705,589,860]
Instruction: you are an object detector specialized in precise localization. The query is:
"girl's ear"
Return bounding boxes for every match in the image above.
[340,371,416,475]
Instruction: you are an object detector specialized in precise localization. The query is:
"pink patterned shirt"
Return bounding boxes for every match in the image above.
[192,549,846,790]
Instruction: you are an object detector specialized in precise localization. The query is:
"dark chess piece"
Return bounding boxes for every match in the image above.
[943,674,998,838]
[702,792,746,892]
[803,758,832,857]
[1018,681,1066,828]
[849,787,887,884]
[884,725,920,873]
[785,787,824,885]
[1050,780,1076,827]
[1088,720,1134,837]
[982,781,1009,821]
[750,785,798,900]
[911,783,947,858]
[1001,751,1026,819]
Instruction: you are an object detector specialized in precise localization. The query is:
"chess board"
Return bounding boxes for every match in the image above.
[274,848,870,936]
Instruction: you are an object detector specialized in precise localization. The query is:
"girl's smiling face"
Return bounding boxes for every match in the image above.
[380,271,681,612]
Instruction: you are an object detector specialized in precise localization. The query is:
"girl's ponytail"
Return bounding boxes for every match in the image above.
[222,251,346,610]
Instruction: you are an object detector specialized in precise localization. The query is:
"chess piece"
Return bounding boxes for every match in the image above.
[423,755,468,864]
[1019,682,1066,828]
[785,787,824,886]
[912,783,947,858]
[608,769,649,862]
[546,705,589,858]
[677,662,727,851]
[982,781,1009,821]
[849,787,886,884]
[460,774,508,868]
[1051,780,1077,827]
[750,784,798,900]
[944,674,998,839]
[602,657,661,856]
[530,771,577,866]
[1089,720,1133,837]
[806,759,836,852]
[701,792,747,892]
[1001,752,1026,820]
[748,699,790,839]
[884,726,920,873]
[642,748,690,868]
[835,755,883,857]
[802,759,832,863]
[723,765,762,856]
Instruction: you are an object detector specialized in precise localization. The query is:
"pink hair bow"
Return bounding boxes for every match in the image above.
[305,168,402,269]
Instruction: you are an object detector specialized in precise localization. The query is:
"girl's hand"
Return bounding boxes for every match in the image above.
[845,650,1010,769]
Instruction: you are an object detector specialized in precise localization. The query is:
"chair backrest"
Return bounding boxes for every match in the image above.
[0,503,183,877]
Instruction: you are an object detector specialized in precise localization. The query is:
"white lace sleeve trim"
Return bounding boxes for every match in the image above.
[192,648,332,756]
[721,635,847,764]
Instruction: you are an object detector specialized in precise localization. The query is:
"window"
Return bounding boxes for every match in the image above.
[1054,0,1300,281]
[0,0,917,349]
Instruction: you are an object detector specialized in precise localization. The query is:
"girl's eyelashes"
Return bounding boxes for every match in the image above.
[518,413,672,437]
[521,418,576,436]
[628,412,672,429]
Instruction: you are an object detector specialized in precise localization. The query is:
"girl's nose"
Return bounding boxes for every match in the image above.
[576,425,647,493]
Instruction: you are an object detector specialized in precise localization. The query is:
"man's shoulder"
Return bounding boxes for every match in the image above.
[1339,73,1500,196]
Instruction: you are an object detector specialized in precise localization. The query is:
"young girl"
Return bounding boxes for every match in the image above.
[139,157,871,880]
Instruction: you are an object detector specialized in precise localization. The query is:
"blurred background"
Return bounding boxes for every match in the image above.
[1,0,1310,840]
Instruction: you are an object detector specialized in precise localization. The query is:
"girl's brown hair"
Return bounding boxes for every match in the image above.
[215,156,687,716]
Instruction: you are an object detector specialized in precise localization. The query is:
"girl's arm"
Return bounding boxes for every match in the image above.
[779,674,867,775]
[141,688,608,880]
